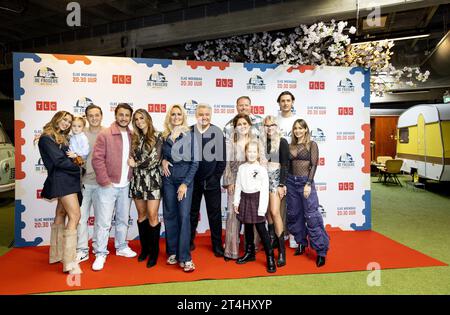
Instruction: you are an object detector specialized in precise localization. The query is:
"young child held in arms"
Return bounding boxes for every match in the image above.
[234,141,276,273]
[67,116,89,168]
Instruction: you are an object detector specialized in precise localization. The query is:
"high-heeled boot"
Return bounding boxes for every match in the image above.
[49,223,64,264]
[316,255,326,267]
[236,243,256,264]
[137,219,150,262]
[62,229,82,275]
[277,231,286,267]
[147,223,161,268]
[294,243,306,256]
[266,249,277,273]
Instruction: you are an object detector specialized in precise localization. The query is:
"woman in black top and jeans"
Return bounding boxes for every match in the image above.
[286,119,329,267]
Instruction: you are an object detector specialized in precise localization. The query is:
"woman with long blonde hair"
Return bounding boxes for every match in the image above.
[161,105,199,272]
[286,119,329,267]
[128,109,163,268]
[38,110,82,274]
[260,115,289,267]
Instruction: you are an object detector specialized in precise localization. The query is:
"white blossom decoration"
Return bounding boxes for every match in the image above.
[185,20,431,96]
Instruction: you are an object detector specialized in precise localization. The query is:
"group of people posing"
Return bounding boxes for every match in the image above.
[37,91,330,275]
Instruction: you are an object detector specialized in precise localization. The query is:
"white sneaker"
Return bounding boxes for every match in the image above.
[116,247,137,258]
[289,234,298,249]
[92,255,106,271]
[167,254,177,265]
[76,251,89,263]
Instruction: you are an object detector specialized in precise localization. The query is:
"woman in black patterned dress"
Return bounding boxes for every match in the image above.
[128,109,163,268]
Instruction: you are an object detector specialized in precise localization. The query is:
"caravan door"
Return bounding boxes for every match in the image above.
[417,114,427,178]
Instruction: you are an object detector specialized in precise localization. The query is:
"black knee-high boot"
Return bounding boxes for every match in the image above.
[237,224,256,264]
[137,219,150,262]
[277,231,286,267]
[147,223,161,268]
[255,223,276,273]
[268,224,278,249]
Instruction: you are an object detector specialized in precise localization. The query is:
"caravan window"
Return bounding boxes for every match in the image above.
[399,128,409,143]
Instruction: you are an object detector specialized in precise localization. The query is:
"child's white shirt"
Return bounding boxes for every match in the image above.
[234,162,269,216]
[69,132,90,160]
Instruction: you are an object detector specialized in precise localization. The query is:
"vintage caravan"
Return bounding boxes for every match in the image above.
[396,104,450,181]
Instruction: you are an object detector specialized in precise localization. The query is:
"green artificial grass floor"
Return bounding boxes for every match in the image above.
[1,175,449,294]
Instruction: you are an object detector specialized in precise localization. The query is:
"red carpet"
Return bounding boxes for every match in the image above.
[0,231,446,295]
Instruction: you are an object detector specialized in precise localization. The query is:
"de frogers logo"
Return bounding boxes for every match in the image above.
[337,78,355,92]
[337,153,355,168]
[34,67,58,85]
[184,99,198,115]
[311,128,326,143]
[73,97,94,115]
[247,75,266,91]
[147,71,168,88]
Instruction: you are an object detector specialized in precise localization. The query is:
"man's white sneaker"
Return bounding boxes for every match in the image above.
[92,255,106,271]
[116,247,137,258]
[166,255,177,265]
[289,234,298,249]
[76,251,89,263]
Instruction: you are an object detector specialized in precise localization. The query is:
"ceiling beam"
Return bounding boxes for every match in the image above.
[28,0,128,13]
[104,0,137,16]
[4,0,450,61]
[0,29,22,41]
[411,5,440,48]
[371,87,449,103]
[387,12,396,33]
[28,0,115,25]
[0,2,59,29]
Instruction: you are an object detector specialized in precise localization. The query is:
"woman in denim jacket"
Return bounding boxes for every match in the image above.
[161,104,199,272]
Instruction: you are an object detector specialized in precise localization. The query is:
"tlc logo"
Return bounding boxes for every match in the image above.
[319,157,325,166]
[112,75,132,84]
[36,101,57,111]
[309,81,325,90]
[251,106,264,115]
[36,189,42,199]
[338,107,354,115]
[148,104,167,113]
[339,182,354,191]
[216,78,233,88]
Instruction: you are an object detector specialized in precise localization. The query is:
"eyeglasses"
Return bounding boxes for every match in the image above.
[264,124,277,128]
